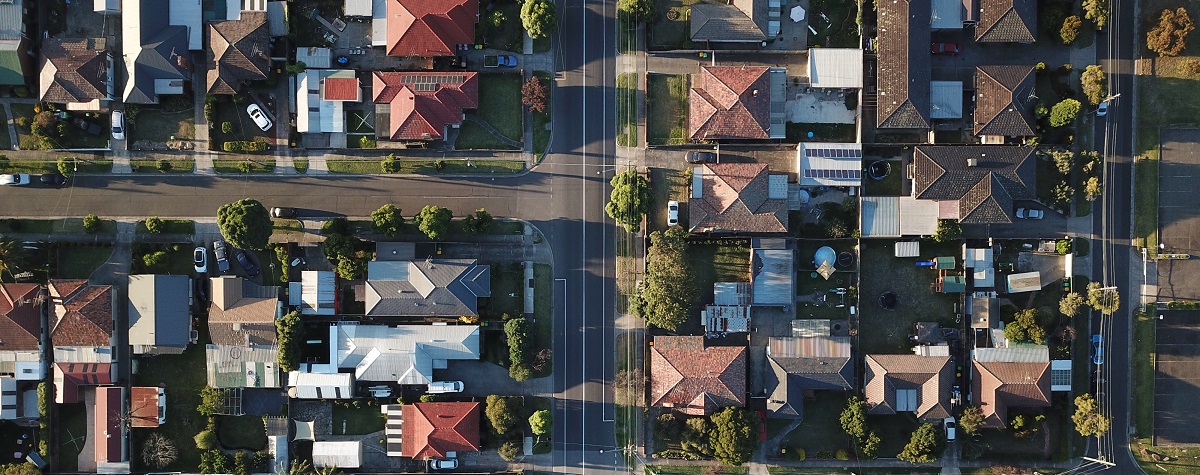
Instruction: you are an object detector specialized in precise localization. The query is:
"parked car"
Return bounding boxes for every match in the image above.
[1097,101,1109,117]
[685,151,717,164]
[246,104,273,131]
[111,110,125,140]
[428,459,459,470]
[0,174,31,186]
[1016,208,1044,219]
[193,277,209,304]
[234,249,260,277]
[944,417,957,441]
[667,201,679,227]
[484,54,517,67]
[39,173,67,187]
[193,247,208,274]
[931,42,960,54]
[1092,334,1104,365]
[213,240,231,274]
[427,381,464,394]
[271,207,297,218]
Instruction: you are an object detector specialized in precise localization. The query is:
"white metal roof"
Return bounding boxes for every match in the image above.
[798,143,863,186]
[312,441,362,468]
[301,271,336,315]
[899,197,940,236]
[930,81,963,119]
[861,196,900,237]
[345,0,372,16]
[807,48,864,89]
[974,345,1049,363]
[287,372,353,399]
[894,241,920,257]
[752,249,793,306]
[296,70,347,133]
[296,47,332,69]
[930,0,964,29]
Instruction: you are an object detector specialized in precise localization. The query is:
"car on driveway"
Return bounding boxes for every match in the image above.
[1016,207,1044,219]
[234,249,260,277]
[944,417,957,441]
[1092,334,1104,365]
[931,42,960,54]
[213,240,231,274]
[40,173,67,187]
[0,174,30,186]
[193,247,208,274]
[667,201,679,227]
[111,110,125,140]
[246,103,273,131]
[686,151,717,164]
[427,381,464,394]
[428,459,459,470]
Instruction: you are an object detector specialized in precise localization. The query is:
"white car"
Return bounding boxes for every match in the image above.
[427,381,464,394]
[1096,101,1109,117]
[428,459,459,470]
[193,247,208,274]
[1016,208,1044,219]
[111,110,125,140]
[667,200,679,227]
[0,174,30,186]
[944,417,957,441]
[246,103,273,131]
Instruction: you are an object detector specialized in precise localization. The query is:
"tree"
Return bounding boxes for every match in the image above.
[521,0,558,39]
[485,395,524,435]
[682,417,713,456]
[1052,182,1074,207]
[200,450,230,475]
[370,204,404,238]
[1083,0,1108,27]
[285,61,307,75]
[1085,176,1102,200]
[1050,99,1082,127]
[498,440,522,461]
[1060,15,1082,44]
[959,406,985,436]
[462,208,494,234]
[933,219,962,243]
[142,251,169,271]
[1086,281,1120,315]
[605,170,653,232]
[860,431,882,460]
[1072,393,1110,436]
[529,410,552,440]
[839,396,868,441]
[217,199,273,250]
[276,311,302,371]
[0,464,41,475]
[415,205,453,240]
[618,0,654,23]
[1005,308,1047,344]
[0,237,27,279]
[1049,148,1075,175]
[641,227,696,330]
[234,450,251,475]
[57,157,73,177]
[521,76,549,113]
[897,423,940,463]
[194,429,218,450]
[505,317,531,369]
[83,213,101,234]
[322,233,356,260]
[1060,292,1085,317]
[1147,8,1195,57]
[197,386,223,416]
[380,154,401,173]
[144,216,164,234]
[1081,65,1107,105]
[709,407,758,465]
[335,256,366,280]
[142,433,178,469]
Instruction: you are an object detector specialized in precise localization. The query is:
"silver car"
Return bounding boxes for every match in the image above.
[246,103,273,131]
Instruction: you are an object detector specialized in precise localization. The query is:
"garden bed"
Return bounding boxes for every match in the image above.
[130,158,195,173]
[213,159,275,174]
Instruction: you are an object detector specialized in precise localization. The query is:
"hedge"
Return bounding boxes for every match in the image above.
[223,141,268,152]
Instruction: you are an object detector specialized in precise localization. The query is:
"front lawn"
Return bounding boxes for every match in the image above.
[455,121,519,150]
[1135,55,1200,156]
[617,73,637,147]
[780,392,852,456]
[326,158,524,174]
[217,415,267,450]
[130,158,195,173]
[647,74,689,145]
[858,239,960,354]
[0,217,117,234]
[131,337,209,471]
[130,108,196,143]
[1131,306,1155,438]
[208,97,270,150]
[331,403,386,435]
[476,73,523,143]
[1134,156,1158,251]
[866,413,920,458]
[131,243,195,275]
[481,263,523,319]
[648,167,690,233]
[213,159,275,174]
[55,245,112,279]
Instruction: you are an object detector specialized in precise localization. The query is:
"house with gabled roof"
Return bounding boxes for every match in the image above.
[765,320,854,419]
[974,65,1037,141]
[650,336,746,416]
[372,71,479,141]
[911,145,1036,224]
[128,275,192,355]
[864,354,953,420]
[121,0,198,104]
[364,259,490,317]
[385,0,478,57]
[207,276,280,347]
[206,11,270,94]
[48,280,115,404]
[38,38,113,111]
[689,66,786,140]
[972,346,1063,428]
[690,1,767,46]
[877,0,931,129]
[975,0,1036,43]
[0,284,45,381]
[391,401,481,458]
[689,163,788,234]
[301,323,480,385]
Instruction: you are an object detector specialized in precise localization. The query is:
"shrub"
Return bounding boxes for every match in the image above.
[359,135,376,148]
[221,122,233,134]
[222,141,267,152]
[522,76,549,112]
[381,154,400,173]
[1036,61,1047,70]
[835,449,848,460]
[498,440,522,461]
[194,430,217,450]
[14,116,28,128]
[1061,16,1082,44]
[156,159,172,172]
[57,157,73,177]
[1050,99,1082,127]
[144,217,164,234]
[83,214,100,234]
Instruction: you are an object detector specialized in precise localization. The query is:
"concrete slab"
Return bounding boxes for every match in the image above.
[1153,310,1200,445]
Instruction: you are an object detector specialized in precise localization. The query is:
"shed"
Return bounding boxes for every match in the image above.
[312,441,362,468]
[934,257,955,269]
[807,48,864,89]
[931,0,964,29]
[295,47,331,69]
[1050,360,1072,392]
[894,241,920,258]
[703,305,750,333]
[930,81,964,119]
[1006,272,1042,293]
[752,249,794,305]
[938,275,966,293]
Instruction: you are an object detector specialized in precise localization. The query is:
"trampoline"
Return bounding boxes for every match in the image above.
[868,161,892,180]
[837,251,854,268]
[879,291,898,310]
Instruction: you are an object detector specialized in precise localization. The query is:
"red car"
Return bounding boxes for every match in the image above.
[932,42,960,54]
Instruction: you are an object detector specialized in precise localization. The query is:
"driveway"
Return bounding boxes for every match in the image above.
[438,361,554,396]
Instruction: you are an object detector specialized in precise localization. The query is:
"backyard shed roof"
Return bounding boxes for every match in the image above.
[288,371,354,399]
[929,81,963,119]
[807,48,864,88]
[1005,271,1041,293]
[312,441,362,468]
[752,248,793,305]
[296,47,331,69]
[895,241,920,257]
[862,196,900,237]
[704,305,751,333]
[345,0,373,16]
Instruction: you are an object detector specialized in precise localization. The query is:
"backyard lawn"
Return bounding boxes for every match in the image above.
[779,392,852,456]
[130,108,196,143]
[55,245,112,279]
[331,403,386,435]
[617,73,637,147]
[858,239,960,354]
[217,415,267,450]
[647,74,689,145]
[55,403,86,472]
[132,338,209,471]
[130,158,195,173]
[786,123,857,143]
[687,241,751,322]
[863,159,902,196]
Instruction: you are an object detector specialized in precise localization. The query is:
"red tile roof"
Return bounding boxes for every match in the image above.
[322,76,361,101]
[49,280,113,348]
[372,71,479,140]
[130,387,162,428]
[55,363,112,404]
[0,283,43,351]
[689,66,773,140]
[387,0,478,57]
[401,402,481,458]
[688,163,788,233]
[94,386,124,464]
[972,360,1051,428]
[650,336,746,416]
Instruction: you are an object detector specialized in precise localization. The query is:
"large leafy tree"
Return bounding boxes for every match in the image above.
[641,227,696,330]
[932,219,962,243]
[521,0,558,39]
[1060,292,1085,317]
[1050,99,1082,127]
[605,170,653,232]
[275,311,302,372]
[1060,15,1082,44]
[618,0,654,23]
[1004,308,1047,344]
[709,407,758,465]
[1080,65,1107,105]
[1148,8,1195,57]
[485,395,524,436]
[415,205,453,240]
[217,199,273,250]
[529,409,552,439]
[370,204,404,238]
[839,396,868,441]
[897,423,940,463]
[1083,0,1108,27]
[1087,281,1120,315]
[521,77,548,113]
[1072,393,1110,436]
[959,406,985,436]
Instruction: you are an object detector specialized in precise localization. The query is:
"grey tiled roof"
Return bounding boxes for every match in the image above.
[123,2,191,104]
[127,275,191,349]
[877,0,931,129]
[690,3,766,42]
[913,146,1036,223]
[974,65,1037,137]
[975,0,1036,42]
[365,260,491,317]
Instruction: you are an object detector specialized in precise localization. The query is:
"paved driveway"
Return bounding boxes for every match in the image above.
[438,361,554,397]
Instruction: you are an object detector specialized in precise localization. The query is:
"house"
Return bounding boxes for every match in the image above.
[912,146,1036,224]
[287,372,354,399]
[288,270,337,315]
[207,276,280,346]
[0,284,46,382]
[876,0,931,129]
[972,346,1058,428]
[94,386,129,474]
[38,38,113,111]
[130,386,165,428]
[313,441,361,468]
[206,344,280,388]
[863,354,953,420]
[206,12,270,94]
[392,402,482,458]
[690,0,768,46]
[297,70,359,134]
[128,275,192,355]
[364,259,490,317]
[121,0,199,104]
[300,323,480,385]
[48,280,116,404]
[974,65,1037,141]
[0,0,32,87]
[689,66,786,140]
[765,320,853,418]
[689,163,788,234]
[650,336,746,416]
[372,71,478,141]
[385,0,478,57]
[807,48,864,89]
[975,0,1036,43]
[797,143,863,187]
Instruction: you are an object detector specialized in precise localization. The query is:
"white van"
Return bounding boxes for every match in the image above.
[427,381,464,394]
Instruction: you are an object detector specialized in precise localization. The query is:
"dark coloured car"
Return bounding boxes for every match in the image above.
[213,240,231,274]
[685,151,717,164]
[39,173,67,187]
[234,249,260,277]
[193,277,209,304]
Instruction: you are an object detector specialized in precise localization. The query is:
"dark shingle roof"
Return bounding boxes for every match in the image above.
[864,354,953,420]
[975,0,1036,42]
[912,146,1036,223]
[877,0,931,129]
[207,12,270,95]
[765,355,854,418]
[974,65,1037,137]
[365,260,491,317]
[123,2,191,104]
[690,3,766,42]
